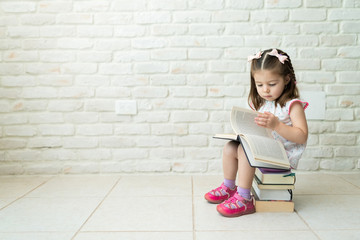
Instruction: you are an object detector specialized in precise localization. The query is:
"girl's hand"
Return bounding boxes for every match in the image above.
[254,112,280,130]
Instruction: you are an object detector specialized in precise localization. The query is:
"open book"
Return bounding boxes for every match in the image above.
[214,106,290,170]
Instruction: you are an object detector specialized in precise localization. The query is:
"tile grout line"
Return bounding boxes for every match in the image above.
[294,209,322,240]
[70,176,123,240]
[191,176,196,240]
[0,175,55,212]
[337,175,360,190]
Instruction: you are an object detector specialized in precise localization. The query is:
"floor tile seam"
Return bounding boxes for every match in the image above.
[194,230,322,232]
[70,176,122,240]
[337,176,360,190]
[78,230,194,233]
[0,231,75,233]
[312,228,360,231]
[106,195,193,198]
[17,196,107,199]
[294,210,322,240]
[294,193,360,196]
[0,176,55,212]
[191,176,196,240]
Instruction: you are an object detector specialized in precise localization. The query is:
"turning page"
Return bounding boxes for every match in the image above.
[241,135,289,168]
[230,107,272,138]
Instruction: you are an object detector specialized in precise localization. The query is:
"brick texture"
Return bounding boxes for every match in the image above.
[0,0,359,174]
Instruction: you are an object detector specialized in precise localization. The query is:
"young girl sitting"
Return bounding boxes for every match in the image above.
[205,48,309,217]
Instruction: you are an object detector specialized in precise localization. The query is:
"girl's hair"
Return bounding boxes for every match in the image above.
[248,48,299,110]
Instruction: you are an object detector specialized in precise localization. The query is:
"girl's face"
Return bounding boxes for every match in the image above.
[253,70,289,102]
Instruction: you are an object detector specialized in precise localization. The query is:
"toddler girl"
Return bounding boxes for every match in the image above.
[205,48,308,217]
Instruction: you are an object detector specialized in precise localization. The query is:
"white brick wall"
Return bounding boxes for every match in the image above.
[0,0,359,174]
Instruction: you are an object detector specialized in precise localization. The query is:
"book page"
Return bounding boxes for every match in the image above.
[240,136,289,170]
[213,134,239,141]
[230,106,271,138]
[243,135,290,168]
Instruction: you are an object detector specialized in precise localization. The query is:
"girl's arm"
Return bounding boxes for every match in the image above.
[254,102,308,144]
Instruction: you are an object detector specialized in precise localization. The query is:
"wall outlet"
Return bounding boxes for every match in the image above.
[115,100,137,115]
[301,91,325,120]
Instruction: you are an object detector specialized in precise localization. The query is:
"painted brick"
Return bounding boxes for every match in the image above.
[27,137,62,148]
[173,11,211,23]
[38,1,72,13]
[0,139,27,149]
[212,10,249,22]
[265,0,302,8]
[322,59,358,71]
[320,34,357,46]
[188,48,222,60]
[151,24,187,36]
[328,9,360,20]
[172,111,208,122]
[114,25,146,37]
[151,124,187,135]
[77,26,113,37]
[227,0,263,9]
[134,62,169,74]
[173,135,208,147]
[40,51,75,63]
[134,12,171,24]
[135,111,170,123]
[0,0,359,174]
[290,9,327,21]
[188,0,224,10]
[77,124,113,136]
[111,0,147,11]
[171,61,206,74]
[171,87,206,97]
[56,13,93,24]
[74,1,109,12]
[1,2,36,13]
[95,13,133,25]
[305,0,342,8]
[148,0,187,10]
[302,23,338,34]
[251,10,288,22]
[188,99,224,110]
[189,24,225,35]
[4,126,37,137]
[150,148,184,159]
[337,47,360,59]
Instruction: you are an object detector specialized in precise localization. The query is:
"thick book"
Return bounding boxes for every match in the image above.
[252,178,292,201]
[252,188,294,212]
[213,106,290,170]
[255,168,295,185]
[253,175,294,190]
[254,199,294,212]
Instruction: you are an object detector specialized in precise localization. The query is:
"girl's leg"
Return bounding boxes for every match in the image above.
[204,141,239,203]
[236,144,255,199]
[222,141,240,182]
[216,144,256,217]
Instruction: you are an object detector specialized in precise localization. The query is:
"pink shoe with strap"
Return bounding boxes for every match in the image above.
[204,183,237,204]
[216,192,255,217]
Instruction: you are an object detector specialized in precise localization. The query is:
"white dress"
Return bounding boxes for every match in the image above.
[258,99,309,169]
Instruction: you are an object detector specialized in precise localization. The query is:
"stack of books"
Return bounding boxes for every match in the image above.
[212,106,296,212]
[251,168,295,212]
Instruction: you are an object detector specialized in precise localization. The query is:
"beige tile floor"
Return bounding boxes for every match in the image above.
[0,172,359,240]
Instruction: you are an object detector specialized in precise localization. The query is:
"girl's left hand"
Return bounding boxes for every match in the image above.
[254,112,280,130]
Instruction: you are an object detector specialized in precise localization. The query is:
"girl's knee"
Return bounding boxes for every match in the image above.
[237,144,245,155]
[237,145,248,163]
[223,141,239,157]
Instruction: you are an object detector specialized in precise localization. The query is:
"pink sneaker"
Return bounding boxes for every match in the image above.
[216,192,255,217]
[204,183,237,204]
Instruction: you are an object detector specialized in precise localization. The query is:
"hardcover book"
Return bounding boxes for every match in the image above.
[214,106,290,170]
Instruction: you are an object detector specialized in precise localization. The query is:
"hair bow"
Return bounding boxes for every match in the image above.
[247,51,263,62]
[268,49,288,64]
